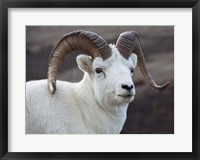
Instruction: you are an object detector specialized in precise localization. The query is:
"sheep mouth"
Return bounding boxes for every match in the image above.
[118,94,134,98]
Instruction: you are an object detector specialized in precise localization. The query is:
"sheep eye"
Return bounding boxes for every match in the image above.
[95,68,103,74]
[131,68,135,73]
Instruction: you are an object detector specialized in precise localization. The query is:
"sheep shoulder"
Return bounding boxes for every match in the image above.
[26,80,88,133]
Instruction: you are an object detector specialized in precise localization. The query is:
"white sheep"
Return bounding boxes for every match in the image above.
[26,30,169,134]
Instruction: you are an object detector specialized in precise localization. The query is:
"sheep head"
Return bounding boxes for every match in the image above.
[48,30,170,106]
[76,46,137,106]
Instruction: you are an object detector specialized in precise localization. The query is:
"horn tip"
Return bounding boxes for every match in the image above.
[155,81,170,91]
[48,81,56,94]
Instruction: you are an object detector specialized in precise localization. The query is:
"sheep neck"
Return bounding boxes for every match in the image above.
[75,73,128,134]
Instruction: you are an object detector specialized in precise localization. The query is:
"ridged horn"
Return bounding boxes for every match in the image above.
[48,30,111,94]
[116,31,170,90]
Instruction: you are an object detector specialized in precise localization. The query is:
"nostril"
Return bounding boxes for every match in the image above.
[122,84,133,91]
[122,84,128,90]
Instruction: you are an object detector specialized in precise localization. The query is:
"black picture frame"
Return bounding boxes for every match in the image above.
[0,0,199,159]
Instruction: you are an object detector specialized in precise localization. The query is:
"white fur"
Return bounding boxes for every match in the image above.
[26,45,137,134]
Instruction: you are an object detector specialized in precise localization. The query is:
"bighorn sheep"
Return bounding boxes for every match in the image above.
[26,30,169,134]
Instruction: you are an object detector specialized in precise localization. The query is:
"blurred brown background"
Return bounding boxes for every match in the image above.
[26,26,174,134]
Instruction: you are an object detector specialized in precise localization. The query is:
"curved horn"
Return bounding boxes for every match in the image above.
[48,30,111,94]
[116,31,170,90]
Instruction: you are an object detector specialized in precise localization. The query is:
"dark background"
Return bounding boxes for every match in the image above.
[26,26,174,134]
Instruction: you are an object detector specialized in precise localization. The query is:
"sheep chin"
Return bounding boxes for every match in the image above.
[119,94,134,101]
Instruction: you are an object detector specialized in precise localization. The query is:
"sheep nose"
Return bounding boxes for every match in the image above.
[122,84,133,92]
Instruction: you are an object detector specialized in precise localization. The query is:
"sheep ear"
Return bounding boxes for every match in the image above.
[76,55,93,73]
[130,53,137,67]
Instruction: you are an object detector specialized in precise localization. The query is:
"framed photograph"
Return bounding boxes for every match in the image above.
[0,0,199,160]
